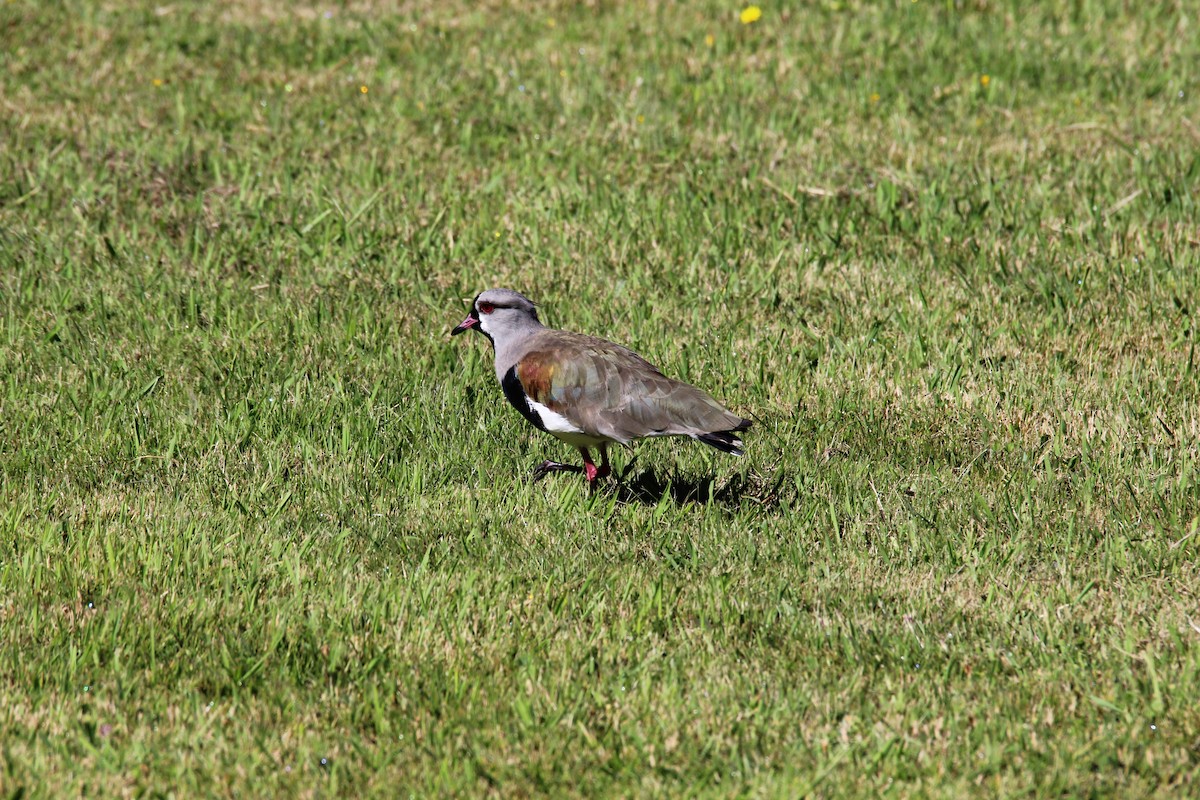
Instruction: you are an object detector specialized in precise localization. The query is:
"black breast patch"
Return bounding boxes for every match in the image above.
[502,367,547,432]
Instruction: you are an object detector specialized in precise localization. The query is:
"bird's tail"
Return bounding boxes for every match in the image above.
[696,418,752,457]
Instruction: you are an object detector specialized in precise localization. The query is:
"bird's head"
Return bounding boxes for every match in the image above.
[451,288,541,344]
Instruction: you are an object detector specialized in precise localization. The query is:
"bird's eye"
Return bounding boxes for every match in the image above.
[478,302,496,314]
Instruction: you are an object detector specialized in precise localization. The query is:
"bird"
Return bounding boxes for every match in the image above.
[450,288,750,484]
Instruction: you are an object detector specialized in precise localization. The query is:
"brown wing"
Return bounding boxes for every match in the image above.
[516,332,747,444]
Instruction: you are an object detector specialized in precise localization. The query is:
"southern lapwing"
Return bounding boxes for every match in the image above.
[451,288,751,484]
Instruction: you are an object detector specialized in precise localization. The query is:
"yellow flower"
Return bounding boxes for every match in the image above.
[152,78,164,87]
[869,92,880,104]
[360,85,369,94]
[740,6,762,24]
[980,74,990,88]
[705,33,715,47]
[547,18,556,27]
[636,114,645,124]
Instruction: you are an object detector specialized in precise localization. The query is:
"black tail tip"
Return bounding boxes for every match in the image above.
[697,426,748,456]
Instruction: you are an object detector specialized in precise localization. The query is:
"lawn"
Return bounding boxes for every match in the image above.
[2,0,1198,796]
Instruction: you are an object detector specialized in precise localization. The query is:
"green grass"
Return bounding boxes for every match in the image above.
[2,0,1199,795]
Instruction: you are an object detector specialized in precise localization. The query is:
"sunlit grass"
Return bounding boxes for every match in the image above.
[1,0,1198,796]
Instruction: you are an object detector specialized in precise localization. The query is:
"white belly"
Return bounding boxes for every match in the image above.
[528,399,612,448]
[547,429,612,448]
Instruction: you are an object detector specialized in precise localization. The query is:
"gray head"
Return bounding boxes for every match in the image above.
[450,288,542,345]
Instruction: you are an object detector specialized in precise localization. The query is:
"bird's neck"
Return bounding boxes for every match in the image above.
[490,320,544,377]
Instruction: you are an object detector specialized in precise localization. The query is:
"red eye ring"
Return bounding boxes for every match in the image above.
[478,302,495,314]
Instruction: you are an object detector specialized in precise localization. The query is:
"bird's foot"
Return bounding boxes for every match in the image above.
[531,460,583,483]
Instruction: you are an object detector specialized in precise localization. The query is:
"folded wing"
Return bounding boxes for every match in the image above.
[516,332,750,450]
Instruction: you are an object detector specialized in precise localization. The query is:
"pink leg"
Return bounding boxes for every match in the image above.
[579,446,612,483]
[595,444,611,480]
[580,448,600,482]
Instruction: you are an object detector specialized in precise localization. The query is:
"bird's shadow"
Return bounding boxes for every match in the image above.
[608,457,773,508]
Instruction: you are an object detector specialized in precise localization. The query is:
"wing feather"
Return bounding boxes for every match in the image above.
[515,332,747,444]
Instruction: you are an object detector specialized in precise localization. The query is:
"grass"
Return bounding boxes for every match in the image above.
[2,0,1199,795]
